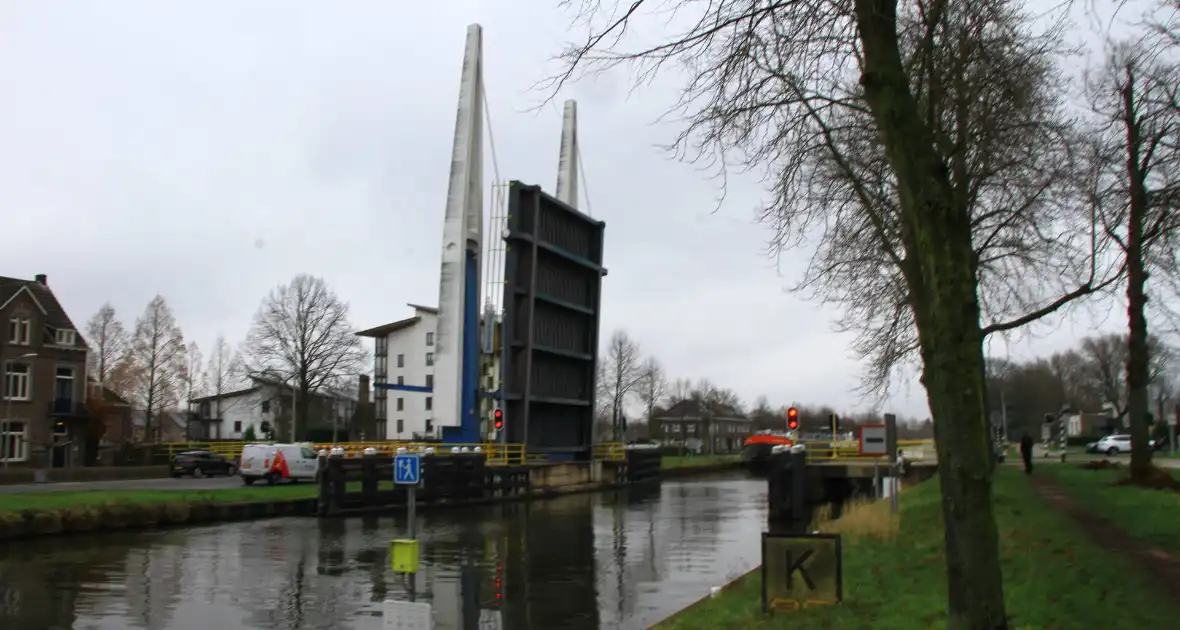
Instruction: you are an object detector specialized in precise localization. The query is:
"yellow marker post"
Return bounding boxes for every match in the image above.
[390,539,420,574]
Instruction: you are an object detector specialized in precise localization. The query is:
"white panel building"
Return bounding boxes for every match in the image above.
[191,376,357,441]
[356,304,438,440]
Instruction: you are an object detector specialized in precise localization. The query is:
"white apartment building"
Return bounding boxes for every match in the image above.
[356,304,438,440]
[191,376,357,441]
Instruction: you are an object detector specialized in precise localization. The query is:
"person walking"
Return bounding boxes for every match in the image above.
[1019,432,1035,475]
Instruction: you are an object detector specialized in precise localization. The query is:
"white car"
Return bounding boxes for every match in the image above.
[239,443,320,485]
[1094,434,1133,456]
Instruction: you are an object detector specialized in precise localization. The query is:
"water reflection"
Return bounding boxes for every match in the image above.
[0,473,766,630]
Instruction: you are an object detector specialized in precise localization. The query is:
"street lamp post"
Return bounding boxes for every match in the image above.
[3,352,38,469]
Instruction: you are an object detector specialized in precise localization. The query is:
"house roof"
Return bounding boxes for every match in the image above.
[190,386,259,403]
[655,398,746,420]
[355,315,421,338]
[356,302,438,337]
[191,376,357,403]
[131,409,189,429]
[0,275,87,348]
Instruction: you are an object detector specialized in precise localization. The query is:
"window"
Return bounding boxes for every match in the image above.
[425,419,433,432]
[397,376,404,386]
[397,354,405,368]
[397,397,404,411]
[425,397,433,411]
[376,398,387,419]
[301,446,317,458]
[375,337,388,356]
[4,363,30,400]
[55,329,76,345]
[375,355,388,378]
[397,419,404,434]
[233,421,243,433]
[1,422,27,463]
[261,400,270,413]
[376,420,387,439]
[425,375,433,387]
[426,332,434,346]
[54,366,74,405]
[425,352,434,367]
[7,317,29,345]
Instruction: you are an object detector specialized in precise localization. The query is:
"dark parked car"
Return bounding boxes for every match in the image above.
[170,451,237,478]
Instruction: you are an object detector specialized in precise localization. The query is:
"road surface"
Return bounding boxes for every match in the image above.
[0,475,244,494]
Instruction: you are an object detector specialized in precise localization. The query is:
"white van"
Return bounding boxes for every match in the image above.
[239,443,319,485]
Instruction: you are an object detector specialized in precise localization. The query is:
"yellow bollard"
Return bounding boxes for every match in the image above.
[390,539,420,574]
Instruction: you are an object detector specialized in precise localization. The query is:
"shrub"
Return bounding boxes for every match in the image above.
[60,507,102,532]
[27,510,63,535]
[101,504,133,530]
[160,502,192,524]
[813,498,900,541]
[126,503,162,527]
[0,511,26,539]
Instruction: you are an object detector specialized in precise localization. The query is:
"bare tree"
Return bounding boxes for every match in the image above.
[602,330,644,440]
[85,303,128,386]
[242,274,366,441]
[204,335,244,429]
[636,357,667,423]
[181,342,205,440]
[1084,36,1180,480]
[666,377,693,406]
[545,0,1112,624]
[127,296,187,442]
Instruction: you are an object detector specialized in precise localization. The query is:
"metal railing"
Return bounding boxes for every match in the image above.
[158,441,527,466]
[592,442,627,461]
[803,439,937,464]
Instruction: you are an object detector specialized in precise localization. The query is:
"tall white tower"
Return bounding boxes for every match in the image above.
[434,24,484,440]
[556,100,579,208]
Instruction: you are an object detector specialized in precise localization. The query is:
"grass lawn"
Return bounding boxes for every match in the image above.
[662,455,742,469]
[653,468,1180,630]
[1038,464,1180,556]
[0,480,396,514]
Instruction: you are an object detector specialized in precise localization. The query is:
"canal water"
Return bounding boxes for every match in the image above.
[0,473,766,630]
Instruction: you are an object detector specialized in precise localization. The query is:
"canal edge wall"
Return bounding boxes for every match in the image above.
[0,460,747,542]
[648,566,762,629]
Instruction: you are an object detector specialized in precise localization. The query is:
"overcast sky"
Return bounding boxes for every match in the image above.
[0,1,1130,420]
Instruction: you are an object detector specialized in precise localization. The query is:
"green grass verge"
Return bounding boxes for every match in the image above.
[662,455,742,469]
[0,481,395,514]
[1038,464,1180,556]
[652,468,1180,630]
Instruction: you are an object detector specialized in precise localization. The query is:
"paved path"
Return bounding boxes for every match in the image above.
[0,475,242,494]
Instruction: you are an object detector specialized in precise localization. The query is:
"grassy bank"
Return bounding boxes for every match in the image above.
[0,480,401,514]
[654,468,1180,630]
[1038,464,1180,556]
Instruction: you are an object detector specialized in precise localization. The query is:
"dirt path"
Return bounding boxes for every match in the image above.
[1031,474,1180,603]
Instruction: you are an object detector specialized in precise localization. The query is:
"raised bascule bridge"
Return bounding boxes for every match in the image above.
[238,23,935,502]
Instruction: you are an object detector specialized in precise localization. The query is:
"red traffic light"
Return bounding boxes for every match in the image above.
[787,407,799,430]
[493,408,503,430]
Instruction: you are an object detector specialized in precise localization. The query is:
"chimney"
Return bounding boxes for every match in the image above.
[357,374,371,405]
[34,274,47,286]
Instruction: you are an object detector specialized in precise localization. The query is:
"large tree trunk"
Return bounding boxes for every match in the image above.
[1122,74,1153,481]
[855,1,1008,628]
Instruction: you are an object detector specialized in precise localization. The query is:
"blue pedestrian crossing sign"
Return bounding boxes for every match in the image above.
[394,454,421,485]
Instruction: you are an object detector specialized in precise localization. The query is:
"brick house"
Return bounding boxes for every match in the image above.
[651,398,752,454]
[1,274,90,468]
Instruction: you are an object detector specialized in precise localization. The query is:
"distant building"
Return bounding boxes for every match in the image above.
[190,375,358,441]
[651,398,751,454]
[356,304,438,440]
[1,273,91,467]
